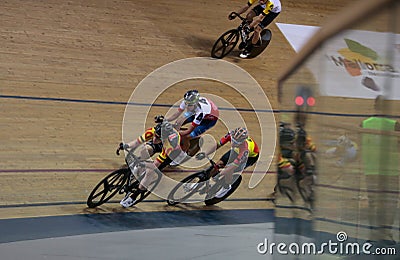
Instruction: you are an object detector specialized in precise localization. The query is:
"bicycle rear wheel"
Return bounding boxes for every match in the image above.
[87,168,129,208]
[167,171,206,206]
[204,174,242,206]
[211,29,239,59]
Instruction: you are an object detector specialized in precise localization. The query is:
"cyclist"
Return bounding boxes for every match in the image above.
[117,115,165,160]
[325,134,358,166]
[229,0,281,58]
[167,90,219,139]
[277,122,297,178]
[196,127,259,198]
[276,122,316,198]
[120,121,189,207]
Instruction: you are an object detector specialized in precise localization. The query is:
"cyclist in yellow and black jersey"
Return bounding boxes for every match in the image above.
[229,0,281,58]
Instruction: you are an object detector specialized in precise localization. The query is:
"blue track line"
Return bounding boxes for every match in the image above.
[3,94,399,118]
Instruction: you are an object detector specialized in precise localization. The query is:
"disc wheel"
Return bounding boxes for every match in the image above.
[204,174,242,206]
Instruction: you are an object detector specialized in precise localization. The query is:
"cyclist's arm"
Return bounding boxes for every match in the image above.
[126,128,155,150]
[200,135,227,157]
[166,109,183,122]
[179,123,195,137]
[125,139,141,151]
[235,2,252,15]
[166,101,185,121]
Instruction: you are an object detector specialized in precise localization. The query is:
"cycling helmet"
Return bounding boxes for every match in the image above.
[296,128,307,148]
[161,121,174,138]
[154,115,164,123]
[184,90,200,105]
[154,123,162,137]
[279,121,291,131]
[231,127,248,144]
[279,127,295,146]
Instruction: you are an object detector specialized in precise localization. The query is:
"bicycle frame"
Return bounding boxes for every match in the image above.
[232,12,251,47]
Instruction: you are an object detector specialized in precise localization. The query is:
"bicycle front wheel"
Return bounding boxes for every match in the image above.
[167,171,206,206]
[87,168,129,208]
[211,29,239,59]
[129,171,162,205]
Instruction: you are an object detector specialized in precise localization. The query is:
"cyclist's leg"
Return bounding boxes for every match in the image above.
[186,136,201,156]
[243,154,259,168]
[248,12,280,48]
[140,141,163,159]
[246,5,263,22]
[301,150,316,176]
[189,120,218,138]
[212,150,231,177]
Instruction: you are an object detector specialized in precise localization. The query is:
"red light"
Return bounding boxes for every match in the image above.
[307,97,316,106]
[295,96,304,106]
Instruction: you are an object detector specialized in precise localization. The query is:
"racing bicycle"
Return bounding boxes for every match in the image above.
[211,12,272,59]
[167,158,242,206]
[86,148,161,208]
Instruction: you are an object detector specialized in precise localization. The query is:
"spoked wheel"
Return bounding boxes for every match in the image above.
[87,168,129,208]
[167,172,206,206]
[211,29,239,59]
[204,174,242,206]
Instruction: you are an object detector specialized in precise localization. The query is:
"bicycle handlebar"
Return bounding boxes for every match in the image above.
[205,155,218,169]
[229,12,247,22]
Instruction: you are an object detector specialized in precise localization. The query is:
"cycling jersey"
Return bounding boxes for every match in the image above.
[248,0,281,14]
[156,129,185,164]
[137,127,157,144]
[219,133,259,166]
[178,97,219,127]
[278,135,316,169]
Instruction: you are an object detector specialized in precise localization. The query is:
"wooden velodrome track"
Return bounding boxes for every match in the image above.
[0,0,367,244]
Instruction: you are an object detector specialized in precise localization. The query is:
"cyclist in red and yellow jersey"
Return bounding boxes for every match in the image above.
[277,122,316,178]
[120,121,189,207]
[117,115,165,160]
[229,0,281,58]
[196,127,259,198]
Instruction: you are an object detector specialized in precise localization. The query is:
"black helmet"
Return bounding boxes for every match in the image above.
[279,127,295,145]
[296,128,307,148]
[154,115,165,123]
[183,90,200,105]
